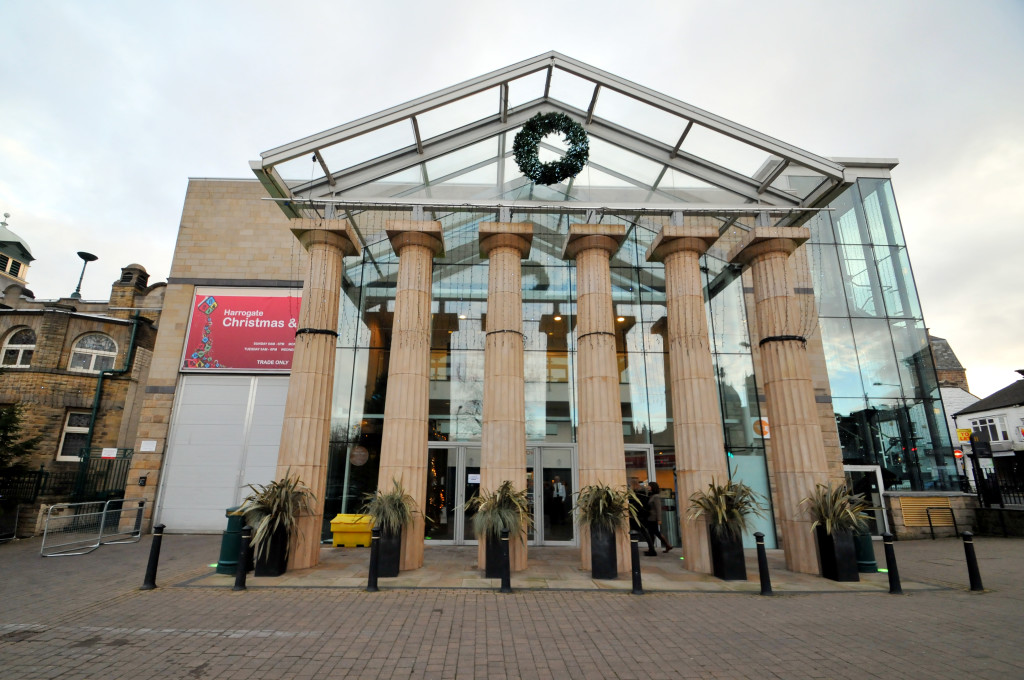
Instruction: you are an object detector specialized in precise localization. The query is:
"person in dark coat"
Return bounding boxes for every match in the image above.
[644,482,673,553]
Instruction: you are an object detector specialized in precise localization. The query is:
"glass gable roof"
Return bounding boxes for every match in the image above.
[252,52,851,228]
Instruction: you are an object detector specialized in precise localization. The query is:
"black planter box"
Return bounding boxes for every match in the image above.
[590,525,617,580]
[378,528,402,577]
[709,529,747,581]
[253,525,289,577]
[484,535,505,578]
[816,526,859,582]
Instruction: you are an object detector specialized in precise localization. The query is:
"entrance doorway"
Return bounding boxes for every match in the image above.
[527,446,576,545]
[844,464,891,536]
[425,444,577,546]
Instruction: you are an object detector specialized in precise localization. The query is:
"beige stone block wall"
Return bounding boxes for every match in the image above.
[125,179,308,525]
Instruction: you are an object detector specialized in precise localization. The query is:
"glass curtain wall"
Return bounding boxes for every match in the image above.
[808,178,955,491]
[321,210,778,540]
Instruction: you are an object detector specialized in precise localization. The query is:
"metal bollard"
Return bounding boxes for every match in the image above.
[962,531,984,592]
[754,532,772,596]
[500,529,512,593]
[140,524,165,591]
[233,525,251,591]
[629,530,643,595]
[366,527,381,593]
[882,532,902,595]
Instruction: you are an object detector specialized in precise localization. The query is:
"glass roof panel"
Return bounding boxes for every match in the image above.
[772,166,828,201]
[657,168,748,203]
[317,119,415,174]
[506,69,548,109]
[587,138,663,187]
[681,124,774,178]
[276,154,325,183]
[425,139,498,180]
[417,87,499,140]
[341,166,421,198]
[547,68,597,112]
[594,88,687,147]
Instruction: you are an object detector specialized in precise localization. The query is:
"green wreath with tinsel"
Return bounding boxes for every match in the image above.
[513,112,589,185]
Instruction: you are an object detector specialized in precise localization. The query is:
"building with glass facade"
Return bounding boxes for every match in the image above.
[128,53,956,576]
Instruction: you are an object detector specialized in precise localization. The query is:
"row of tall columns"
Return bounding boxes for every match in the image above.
[646,225,729,575]
[727,226,829,575]
[478,223,533,572]
[277,217,829,577]
[562,224,631,573]
[377,220,445,571]
[276,219,361,571]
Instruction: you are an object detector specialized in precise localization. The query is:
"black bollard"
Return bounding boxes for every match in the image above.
[500,529,512,593]
[882,532,902,595]
[962,531,984,592]
[629,530,643,595]
[233,525,251,591]
[140,524,165,591]
[754,532,772,596]
[366,527,381,593]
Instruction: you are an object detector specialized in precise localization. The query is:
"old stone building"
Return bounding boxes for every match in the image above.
[0,226,164,531]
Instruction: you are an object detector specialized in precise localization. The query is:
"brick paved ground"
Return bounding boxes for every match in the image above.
[2,534,1023,679]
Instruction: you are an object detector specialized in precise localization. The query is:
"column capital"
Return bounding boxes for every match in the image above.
[646,225,720,262]
[290,218,362,257]
[727,226,809,267]
[386,220,445,257]
[561,223,627,260]
[479,222,533,259]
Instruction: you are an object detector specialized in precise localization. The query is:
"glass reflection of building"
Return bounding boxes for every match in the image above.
[809,179,955,491]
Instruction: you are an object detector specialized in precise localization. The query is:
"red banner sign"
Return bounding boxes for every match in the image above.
[181,292,301,371]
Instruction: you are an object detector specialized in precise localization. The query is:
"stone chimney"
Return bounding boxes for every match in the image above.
[108,264,149,319]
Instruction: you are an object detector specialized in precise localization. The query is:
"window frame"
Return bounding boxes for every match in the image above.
[1,327,36,368]
[56,410,92,461]
[68,333,118,374]
[971,416,1009,442]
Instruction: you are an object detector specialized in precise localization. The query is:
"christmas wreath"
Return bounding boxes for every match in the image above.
[513,112,589,185]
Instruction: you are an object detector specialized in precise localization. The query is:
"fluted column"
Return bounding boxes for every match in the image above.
[276,218,361,571]
[646,224,727,575]
[563,224,629,572]
[478,222,533,573]
[378,220,444,571]
[728,226,827,575]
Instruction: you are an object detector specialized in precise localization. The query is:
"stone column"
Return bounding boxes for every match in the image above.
[728,226,828,575]
[562,224,629,573]
[646,224,727,575]
[377,220,444,572]
[478,222,533,573]
[276,218,361,571]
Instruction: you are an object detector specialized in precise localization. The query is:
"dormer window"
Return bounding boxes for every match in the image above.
[0,253,26,280]
[69,333,117,373]
[2,327,36,367]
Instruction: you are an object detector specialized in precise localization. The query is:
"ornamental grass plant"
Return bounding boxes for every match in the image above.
[574,484,637,532]
[800,482,871,535]
[236,472,316,561]
[361,479,417,536]
[466,480,533,541]
[687,478,765,540]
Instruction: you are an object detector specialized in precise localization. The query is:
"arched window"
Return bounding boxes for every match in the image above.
[2,327,36,367]
[69,333,117,373]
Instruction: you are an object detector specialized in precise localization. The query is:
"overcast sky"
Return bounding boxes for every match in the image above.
[1,1,1021,398]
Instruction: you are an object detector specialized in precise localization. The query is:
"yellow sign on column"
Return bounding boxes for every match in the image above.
[956,428,972,442]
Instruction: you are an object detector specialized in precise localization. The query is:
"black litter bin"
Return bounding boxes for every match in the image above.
[216,506,247,575]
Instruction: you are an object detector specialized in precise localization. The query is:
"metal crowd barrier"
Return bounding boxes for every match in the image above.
[40,499,146,557]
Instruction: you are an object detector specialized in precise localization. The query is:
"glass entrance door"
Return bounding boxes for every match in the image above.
[528,446,575,545]
[844,464,891,536]
[424,445,484,545]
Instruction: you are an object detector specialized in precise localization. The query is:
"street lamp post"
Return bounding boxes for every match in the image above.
[70,251,98,300]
